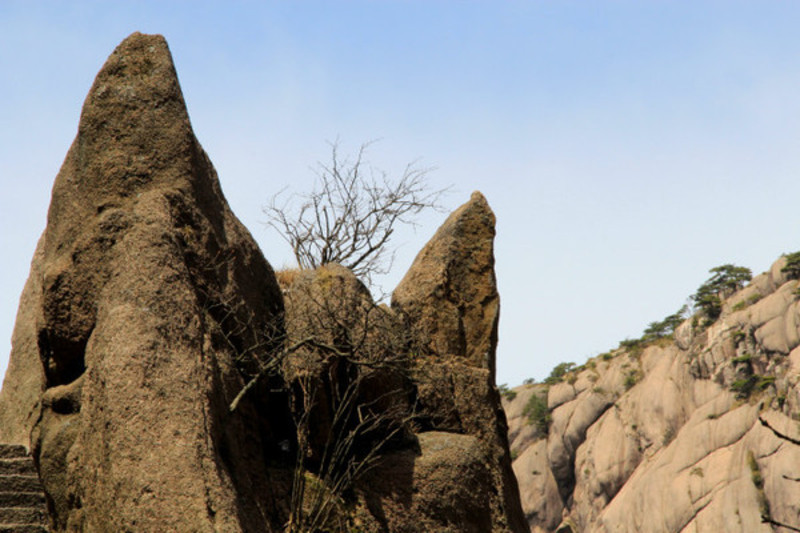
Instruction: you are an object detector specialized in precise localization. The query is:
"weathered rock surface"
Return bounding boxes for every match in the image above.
[0,238,46,448]
[505,256,800,532]
[354,431,494,533]
[0,33,291,532]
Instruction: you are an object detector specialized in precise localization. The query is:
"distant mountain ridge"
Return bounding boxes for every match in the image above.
[504,255,800,532]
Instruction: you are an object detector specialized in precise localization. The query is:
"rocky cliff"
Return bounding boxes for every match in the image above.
[505,257,800,532]
[0,32,525,532]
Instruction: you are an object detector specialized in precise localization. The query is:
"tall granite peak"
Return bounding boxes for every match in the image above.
[0,32,286,531]
[47,32,226,258]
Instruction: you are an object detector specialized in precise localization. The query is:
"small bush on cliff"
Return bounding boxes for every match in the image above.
[641,305,688,341]
[613,305,688,360]
[618,338,644,359]
[693,290,722,321]
[782,251,800,280]
[498,383,517,401]
[543,362,576,385]
[523,392,551,439]
[692,264,752,322]
[623,370,640,391]
[730,374,775,399]
[747,450,772,521]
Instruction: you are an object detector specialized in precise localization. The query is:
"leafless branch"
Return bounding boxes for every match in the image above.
[264,140,447,285]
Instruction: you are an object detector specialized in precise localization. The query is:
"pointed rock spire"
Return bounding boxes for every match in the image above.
[391,192,527,532]
[46,32,219,256]
[1,33,287,531]
[392,190,500,377]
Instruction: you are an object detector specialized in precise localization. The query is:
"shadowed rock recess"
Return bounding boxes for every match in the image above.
[0,33,526,532]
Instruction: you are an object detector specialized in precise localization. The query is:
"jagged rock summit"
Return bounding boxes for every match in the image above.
[389,191,527,532]
[0,33,526,532]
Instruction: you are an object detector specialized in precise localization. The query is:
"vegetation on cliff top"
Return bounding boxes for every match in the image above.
[523,262,755,388]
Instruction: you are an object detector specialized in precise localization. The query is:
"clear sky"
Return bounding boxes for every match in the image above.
[2,2,800,388]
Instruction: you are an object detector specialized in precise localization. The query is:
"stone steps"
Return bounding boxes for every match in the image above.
[0,445,47,533]
[0,448,26,460]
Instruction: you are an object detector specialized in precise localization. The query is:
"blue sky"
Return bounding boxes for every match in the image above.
[2,2,800,387]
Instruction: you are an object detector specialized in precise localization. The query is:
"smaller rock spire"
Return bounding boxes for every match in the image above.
[392,190,499,376]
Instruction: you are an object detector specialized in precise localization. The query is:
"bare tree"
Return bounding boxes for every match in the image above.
[264,140,446,285]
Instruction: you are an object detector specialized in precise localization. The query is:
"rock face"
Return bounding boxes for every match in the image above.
[0,33,291,531]
[505,256,800,533]
[0,33,525,532]
[0,238,46,447]
[355,431,496,533]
